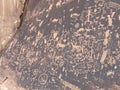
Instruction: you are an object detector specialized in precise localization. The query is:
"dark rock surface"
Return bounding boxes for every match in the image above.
[0,0,120,90]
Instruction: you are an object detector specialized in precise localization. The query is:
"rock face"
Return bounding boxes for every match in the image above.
[0,0,25,52]
[0,0,120,90]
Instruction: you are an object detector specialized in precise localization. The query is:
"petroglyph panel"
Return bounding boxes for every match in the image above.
[0,0,120,90]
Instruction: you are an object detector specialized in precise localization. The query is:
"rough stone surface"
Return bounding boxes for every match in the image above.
[0,0,120,90]
[0,0,25,52]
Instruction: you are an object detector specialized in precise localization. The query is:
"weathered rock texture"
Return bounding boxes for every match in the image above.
[0,0,25,52]
[0,0,120,90]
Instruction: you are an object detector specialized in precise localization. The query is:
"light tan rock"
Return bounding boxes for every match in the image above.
[0,0,25,52]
